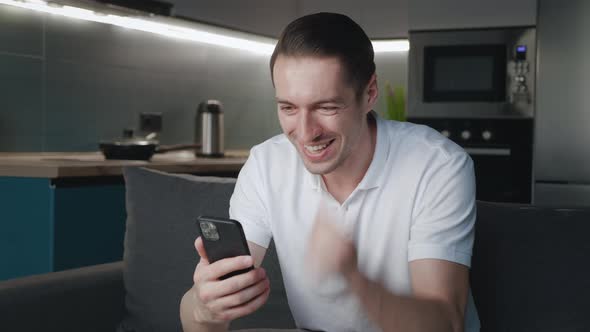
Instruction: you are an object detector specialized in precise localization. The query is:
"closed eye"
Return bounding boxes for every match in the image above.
[279,105,296,115]
[318,106,340,114]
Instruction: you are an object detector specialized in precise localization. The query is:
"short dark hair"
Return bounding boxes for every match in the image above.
[270,12,376,99]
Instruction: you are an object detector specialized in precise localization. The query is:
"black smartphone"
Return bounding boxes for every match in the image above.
[197,216,254,280]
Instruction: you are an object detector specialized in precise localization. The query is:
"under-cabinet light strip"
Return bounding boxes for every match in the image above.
[0,0,409,54]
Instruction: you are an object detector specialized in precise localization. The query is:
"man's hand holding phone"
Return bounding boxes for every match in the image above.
[190,236,270,325]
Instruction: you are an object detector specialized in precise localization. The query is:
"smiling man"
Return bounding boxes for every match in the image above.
[181,12,480,332]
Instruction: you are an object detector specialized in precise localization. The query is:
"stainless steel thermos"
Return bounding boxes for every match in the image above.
[195,100,224,158]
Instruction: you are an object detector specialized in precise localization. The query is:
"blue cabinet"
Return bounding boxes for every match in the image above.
[0,177,126,280]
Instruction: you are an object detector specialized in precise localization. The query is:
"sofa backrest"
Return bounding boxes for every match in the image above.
[122,168,590,331]
[120,167,295,332]
[471,201,590,332]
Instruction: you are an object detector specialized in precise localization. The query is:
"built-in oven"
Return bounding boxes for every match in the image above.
[408,27,536,119]
[407,27,536,203]
[407,118,533,203]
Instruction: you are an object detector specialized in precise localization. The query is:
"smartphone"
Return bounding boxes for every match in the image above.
[197,216,254,280]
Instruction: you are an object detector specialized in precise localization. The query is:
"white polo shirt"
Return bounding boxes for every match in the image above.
[229,114,480,332]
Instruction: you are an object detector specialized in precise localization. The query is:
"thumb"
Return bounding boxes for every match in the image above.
[195,236,210,264]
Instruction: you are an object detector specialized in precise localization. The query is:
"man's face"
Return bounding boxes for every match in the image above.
[272,55,374,175]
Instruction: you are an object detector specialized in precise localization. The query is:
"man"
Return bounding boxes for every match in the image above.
[181,12,480,332]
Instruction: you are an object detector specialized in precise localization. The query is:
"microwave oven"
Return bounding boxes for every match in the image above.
[408,27,536,119]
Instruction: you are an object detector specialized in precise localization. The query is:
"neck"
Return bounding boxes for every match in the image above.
[322,115,377,204]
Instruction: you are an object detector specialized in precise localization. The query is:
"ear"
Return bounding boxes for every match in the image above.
[364,73,379,113]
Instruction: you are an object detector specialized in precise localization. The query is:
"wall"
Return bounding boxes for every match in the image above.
[0,4,408,152]
[0,5,275,151]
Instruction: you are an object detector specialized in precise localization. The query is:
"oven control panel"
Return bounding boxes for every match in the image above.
[406,117,533,148]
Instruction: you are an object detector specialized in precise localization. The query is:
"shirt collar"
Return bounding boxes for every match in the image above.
[355,112,389,190]
[304,165,323,191]
[304,111,390,192]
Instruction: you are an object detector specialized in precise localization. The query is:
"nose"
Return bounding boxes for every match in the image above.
[298,110,321,143]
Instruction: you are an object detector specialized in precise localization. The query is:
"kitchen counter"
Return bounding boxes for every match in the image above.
[0,150,249,178]
[0,149,249,280]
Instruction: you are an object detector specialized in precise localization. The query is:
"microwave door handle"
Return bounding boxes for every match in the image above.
[464,147,511,156]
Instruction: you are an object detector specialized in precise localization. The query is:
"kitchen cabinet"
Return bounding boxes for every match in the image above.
[299,0,408,38]
[0,177,126,280]
[298,0,363,32]
[533,0,590,206]
[0,151,247,281]
[360,0,408,38]
[168,0,408,38]
[168,0,299,37]
[408,0,537,31]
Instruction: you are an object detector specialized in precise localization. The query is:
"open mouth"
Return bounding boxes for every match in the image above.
[303,139,335,155]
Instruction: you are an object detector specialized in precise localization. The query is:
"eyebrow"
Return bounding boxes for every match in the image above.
[275,98,346,105]
[276,99,293,105]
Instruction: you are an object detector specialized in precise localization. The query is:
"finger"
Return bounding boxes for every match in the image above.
[203,255,254,281]
[208,268,266,299]
[201,267,264,302]
[207,277,270,312]
[221,287,271,321]
[195,237,209,263]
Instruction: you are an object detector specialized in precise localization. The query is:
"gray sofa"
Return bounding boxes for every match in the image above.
[1,167,589,332]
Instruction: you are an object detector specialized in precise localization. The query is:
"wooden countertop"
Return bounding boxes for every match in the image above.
[0,150,249,178]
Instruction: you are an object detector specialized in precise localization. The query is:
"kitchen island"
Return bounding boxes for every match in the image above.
[0,150,248,280]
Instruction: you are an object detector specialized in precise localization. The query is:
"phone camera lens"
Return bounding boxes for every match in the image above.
[200,221,219,241]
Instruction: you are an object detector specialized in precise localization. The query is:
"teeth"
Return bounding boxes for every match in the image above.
[304,142,329,153]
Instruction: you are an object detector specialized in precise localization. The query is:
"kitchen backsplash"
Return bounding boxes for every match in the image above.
[0,5,407,152]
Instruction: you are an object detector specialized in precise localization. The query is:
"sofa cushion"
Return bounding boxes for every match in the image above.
[471,201,590,332]
[119,167,295,332]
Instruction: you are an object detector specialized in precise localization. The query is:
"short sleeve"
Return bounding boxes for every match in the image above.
[229,148,273,248]
[408,151,476,267]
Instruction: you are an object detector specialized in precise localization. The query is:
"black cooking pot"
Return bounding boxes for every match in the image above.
[100,130,201,161]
